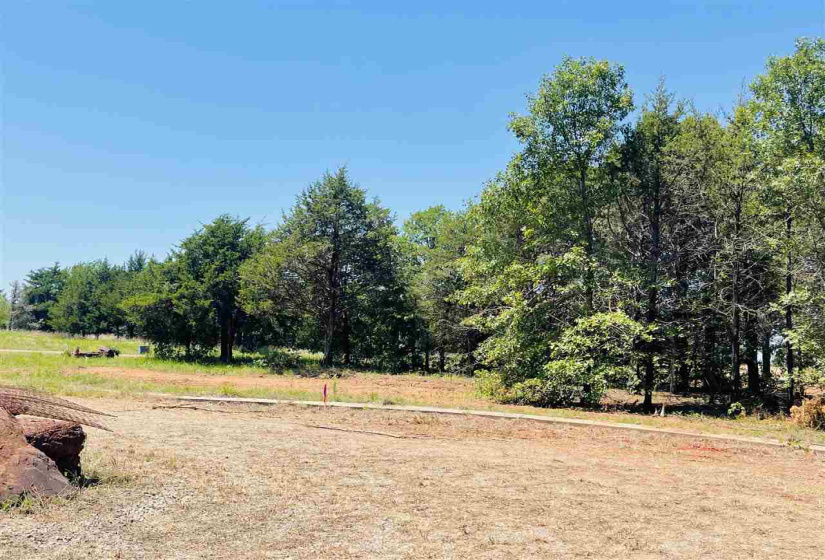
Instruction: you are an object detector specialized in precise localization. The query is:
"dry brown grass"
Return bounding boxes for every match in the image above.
[791,397,825,430]
[55,365,825,446]
[1,396,822,559]
[71,365,484,406]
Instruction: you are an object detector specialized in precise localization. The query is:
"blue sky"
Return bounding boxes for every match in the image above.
[2,1,823,287]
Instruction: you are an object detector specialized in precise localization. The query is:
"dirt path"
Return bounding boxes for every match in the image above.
[1,397,822,559]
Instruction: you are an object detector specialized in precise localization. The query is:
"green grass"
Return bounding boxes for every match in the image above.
[0,350,822,447]
[1,331,824,448]
[0,330,145,355]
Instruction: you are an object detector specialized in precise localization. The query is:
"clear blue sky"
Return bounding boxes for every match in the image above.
[2,1,823,287]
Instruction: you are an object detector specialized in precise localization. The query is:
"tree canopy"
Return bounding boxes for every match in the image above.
[9,37,825,413]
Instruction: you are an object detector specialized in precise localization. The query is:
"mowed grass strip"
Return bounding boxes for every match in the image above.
[0,330,145,355]
[1,350,823,447]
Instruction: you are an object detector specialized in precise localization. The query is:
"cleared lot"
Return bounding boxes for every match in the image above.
[1,397,822,559]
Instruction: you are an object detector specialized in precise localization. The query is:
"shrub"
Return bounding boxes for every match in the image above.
[256,347,302,373]
[477,359,607,408]
[475,312,644,408]
[790,397,825,430]
[474,369,508,402]
[727,402,746,418]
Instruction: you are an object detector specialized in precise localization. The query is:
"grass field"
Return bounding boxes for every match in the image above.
[2,332,824,558]
[1,397,822,559]
[0,337,823,446]
[0,330,146,355]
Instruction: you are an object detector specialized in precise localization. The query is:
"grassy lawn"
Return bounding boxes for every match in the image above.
[0,330,146,355]
[1,343,823,447]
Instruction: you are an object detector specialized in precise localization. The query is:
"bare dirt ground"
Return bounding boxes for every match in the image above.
[1,397,822,559]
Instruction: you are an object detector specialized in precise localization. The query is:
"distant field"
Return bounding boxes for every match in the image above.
[0,330,145,355]
[0,335,823,446]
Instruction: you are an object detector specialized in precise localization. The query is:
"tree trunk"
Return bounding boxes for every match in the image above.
[731,288,741,399]
[705,321,718,402]
[643,357,655,413]
[677,363,690,393]
[730,202,743,400]
[580,167,595,312]
[785,210,794,407]
[227,317,236,362]
[438,347,446,373]
[643,187,662,414]
[424,350,430,373]
[342,313,351,366]
[746,345,760,395]
[761,331,772,384]
[323,227,341,367]
[219,316,230,363]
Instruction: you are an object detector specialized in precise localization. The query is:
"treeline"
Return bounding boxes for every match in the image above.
[4,38,824,411]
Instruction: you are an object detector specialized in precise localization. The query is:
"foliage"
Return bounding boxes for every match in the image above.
[177,215,266,362]
[477,311,646,407]
[0,291,9,329]
[727,402,746,418]
[7,36,825,415]
[49,260,125,336]
[789,397,825,430]
[402,205,478,372]
[21,264,65,331]
[241,168,415,370]
[253,347,318,373]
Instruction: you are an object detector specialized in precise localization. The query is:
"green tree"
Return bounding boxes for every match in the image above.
[508,55,633,311]
[403,206,477,372]
[122,257,217,358]
[22,264,65,330]
[242,168,411,368]
[0,290,9,329]
[706,104,767,397]
[460,57,636,406]
[7,281,27,330]
[50,260,123,336]
[177,216,266,362]
[610,81,684,410]
[752,37,825,398]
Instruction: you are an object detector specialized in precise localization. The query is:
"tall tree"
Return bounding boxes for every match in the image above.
[752,37,825,399]
[706,104,765,398]
[49,260,123,337]
[242,168,410,368]
[0,290,9,330]
[403,206,477,372]
[7,281,26,330]
[610,81,684,411]
[122,257,218,358]
[177,216,266,362]
[22,264,65,331]
[508,56,633,311]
